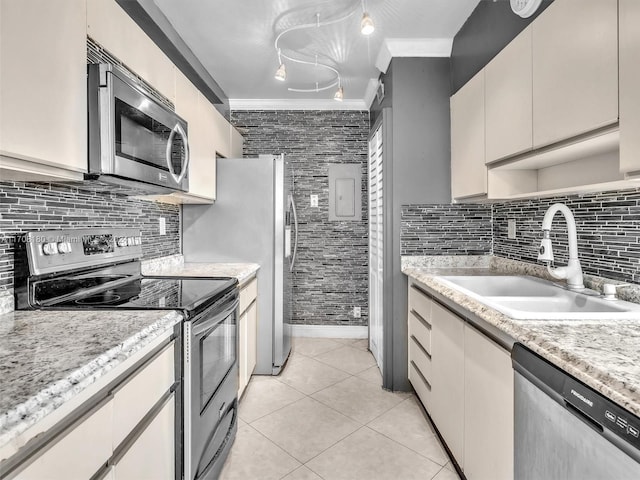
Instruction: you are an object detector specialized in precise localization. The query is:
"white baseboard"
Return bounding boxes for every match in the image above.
[291,325,368,339]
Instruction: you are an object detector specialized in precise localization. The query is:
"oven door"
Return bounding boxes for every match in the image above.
[183,290,239,480]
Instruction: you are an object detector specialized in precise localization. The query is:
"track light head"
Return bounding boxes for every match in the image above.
[274,63,287,82]
[360,12,374,35]
[334,86,344,102]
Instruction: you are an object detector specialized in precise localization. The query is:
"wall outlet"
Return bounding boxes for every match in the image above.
[353,306,361,318]
[159,217,166,235]
[508,219,517,239]
[310,194,319,207]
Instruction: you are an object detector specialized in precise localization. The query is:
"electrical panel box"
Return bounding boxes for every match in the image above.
[328,163,362,221]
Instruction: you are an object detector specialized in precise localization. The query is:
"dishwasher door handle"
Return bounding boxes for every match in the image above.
[564,399,604,433]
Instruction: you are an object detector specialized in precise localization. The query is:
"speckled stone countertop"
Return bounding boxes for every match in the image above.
[402,255,640,417]
[0,309,182,449]
[142,254,260,286]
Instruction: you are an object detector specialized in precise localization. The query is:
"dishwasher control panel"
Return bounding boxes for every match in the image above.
[562,376,640,450]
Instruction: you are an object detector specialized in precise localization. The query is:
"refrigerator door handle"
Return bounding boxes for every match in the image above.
[288,194,299,272]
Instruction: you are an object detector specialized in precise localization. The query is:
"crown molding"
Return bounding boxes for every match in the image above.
[229,98,369,111]
[375,38,454,73]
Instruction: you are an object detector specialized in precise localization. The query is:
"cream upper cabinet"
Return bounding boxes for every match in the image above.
[619,0,640,175]
[532,0,618,148]
[450,70,486,200]
[211,108,232,159]
[230,126,245,158]
[0,0,87,178]
[175,72,216,200]
[430,301,465,464]
[87,0,176,103]
[464,326,514,480]
[485,26,533,163]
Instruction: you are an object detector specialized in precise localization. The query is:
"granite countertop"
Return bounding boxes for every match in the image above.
[402,255,640,417]
[0,309,182,450]
[142,254,260,286]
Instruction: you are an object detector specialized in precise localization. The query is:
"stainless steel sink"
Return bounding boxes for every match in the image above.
[437,275,640,320]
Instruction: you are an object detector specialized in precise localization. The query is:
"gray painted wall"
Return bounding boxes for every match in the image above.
[371,58,452,391]
[450,0,554,94]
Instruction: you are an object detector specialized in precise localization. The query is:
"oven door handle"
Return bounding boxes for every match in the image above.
[192,298,239,337]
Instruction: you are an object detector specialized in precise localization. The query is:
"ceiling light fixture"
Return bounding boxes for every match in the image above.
[274,7,366,98]
[360,0,375,35]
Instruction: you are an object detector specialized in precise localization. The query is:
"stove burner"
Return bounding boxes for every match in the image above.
[75,293,122,305]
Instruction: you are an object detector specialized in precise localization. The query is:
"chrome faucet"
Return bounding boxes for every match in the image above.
[537,203,585,290]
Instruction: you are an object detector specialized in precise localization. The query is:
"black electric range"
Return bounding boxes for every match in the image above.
[14,228,240,480]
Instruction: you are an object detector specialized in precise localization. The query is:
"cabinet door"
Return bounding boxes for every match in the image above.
[113,395,175,480]
[430,302,465,464]
[532,0,618,148]
[451,71,486,199]
[211,108,232,159]
[230,126,244,158]
[238,309,248,397]
[246,300,258,378]
[464,326,514,480]
[87,0,175,102]
[620,0,640,175]
[0,0,87,173]
[15,400,113,480]
[485,27,533,163]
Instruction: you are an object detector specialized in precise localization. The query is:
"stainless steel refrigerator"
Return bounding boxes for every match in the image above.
[182,154,297,375]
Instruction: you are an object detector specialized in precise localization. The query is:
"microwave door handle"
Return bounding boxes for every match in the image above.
[165,123,190,184]
[192,299,239,337]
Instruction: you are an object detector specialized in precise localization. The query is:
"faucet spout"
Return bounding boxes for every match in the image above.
[538,203,584,290]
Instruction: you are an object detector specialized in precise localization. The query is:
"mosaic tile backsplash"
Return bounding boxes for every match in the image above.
[401,204,492,256]
[0,181,180,293]
[231,110,369,327]
[401,188,640,285]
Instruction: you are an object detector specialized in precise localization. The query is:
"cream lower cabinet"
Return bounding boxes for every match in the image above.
[464,325,514,480]
[7,341,176,480]
[238,277,258,397]
[407,279,514,480]
[0,0,87,182]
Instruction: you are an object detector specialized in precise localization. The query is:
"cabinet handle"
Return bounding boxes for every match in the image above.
[410,335,431,360]
[410,309,432,330]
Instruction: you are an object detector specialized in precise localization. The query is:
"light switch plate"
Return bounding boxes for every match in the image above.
[310,194,319,207]
[159,217,166,235]
[508,219,516,239]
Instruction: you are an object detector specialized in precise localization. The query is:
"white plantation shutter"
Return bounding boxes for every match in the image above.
[368,123,384,371]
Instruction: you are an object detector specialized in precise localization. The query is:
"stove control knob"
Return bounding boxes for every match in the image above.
[116,237,128,248]
[42,242,59,255]
[127,237,135,246]
[57,242,72,254]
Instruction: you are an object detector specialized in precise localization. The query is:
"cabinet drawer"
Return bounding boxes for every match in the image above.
[112,343,175,448]
[409,310,432,356]
[409,335,432,383]
[14,400,112,480]
[409,284,431,322]
[239,277,257,313]
[409,361,432,411]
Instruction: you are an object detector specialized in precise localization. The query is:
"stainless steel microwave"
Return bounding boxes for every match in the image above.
[87,64,189,193]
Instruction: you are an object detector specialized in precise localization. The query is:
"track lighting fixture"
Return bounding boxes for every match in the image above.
[274,63,286,82]
[360,12,374,35]
[334,85,344,102]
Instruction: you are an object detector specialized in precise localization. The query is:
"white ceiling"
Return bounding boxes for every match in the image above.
[153,0,480,109]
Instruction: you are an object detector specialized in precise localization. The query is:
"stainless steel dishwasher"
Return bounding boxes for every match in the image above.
[512,343,640,480]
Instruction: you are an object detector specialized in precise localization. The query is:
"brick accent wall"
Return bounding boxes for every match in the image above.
[231,110,369,326]
[0,181,180,292]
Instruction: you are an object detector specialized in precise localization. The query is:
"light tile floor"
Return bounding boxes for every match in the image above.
[220,337,461,480]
